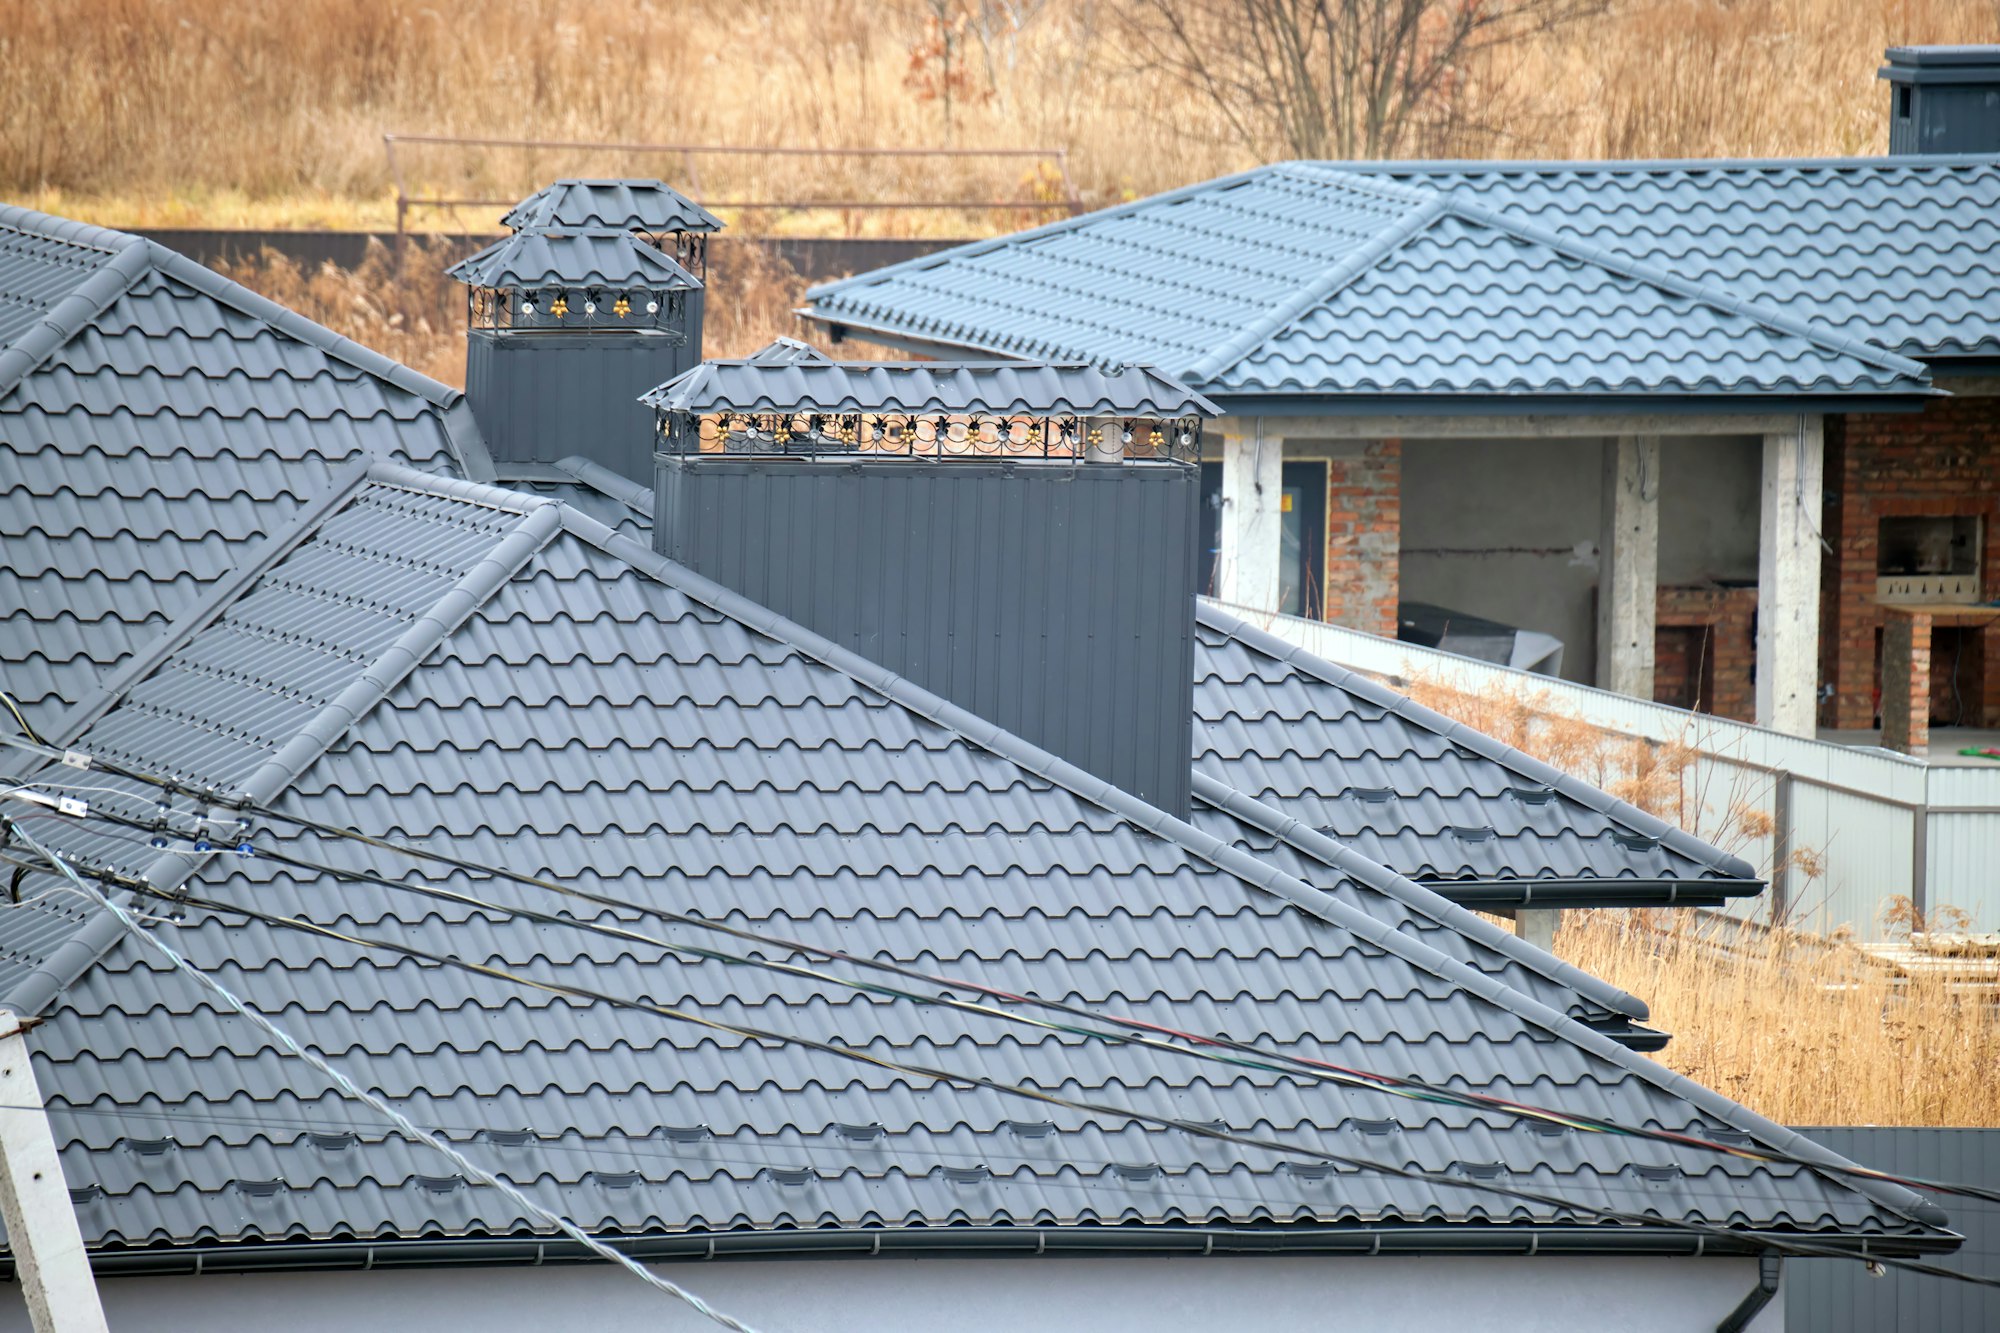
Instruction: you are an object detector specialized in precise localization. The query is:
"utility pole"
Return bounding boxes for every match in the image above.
[0,1008,108,1333]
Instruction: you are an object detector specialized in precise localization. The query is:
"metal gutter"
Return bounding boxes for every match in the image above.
[49,1223,1956,1279]
[1424,878,1767,909]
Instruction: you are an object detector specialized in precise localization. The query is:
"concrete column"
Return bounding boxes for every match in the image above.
[1880,609,1933,756]
[1219,418,1282,613]
[1595,435,1661,698]
[1756,418,1826,736]
[1514,909,1560,954]
[0,1009,109,1333]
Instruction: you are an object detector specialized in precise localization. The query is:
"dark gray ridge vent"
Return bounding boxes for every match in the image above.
[1110,1163,1164,1183]
[68,1184,105,1204]
[1631,1164,1683,1183]
[307,1131,360,1152]
[1002,1121,1057,1139]
[413,1174,464,1194]
[1456,1162,1509,1180]
[1281,1161,1336,1182]
[1351,1119,1401,1136]
[1345,787,1397,804]
[1179,1120,1231,1136]
[564,507,1926,1227]
[1701,1126,1758,1147]
[768,1167,818,1187]
[660,1125,714,1144]
[480,1129,538,1148]
[122,1137,175,1157]
[1506,787,1561,806]
[1612,831,1664,851]
[592,1171,643,1190]
[1448,826,1498,842]
[940,1165,993,1185]
[834,1122,887,1142]
[1525,1122,1573,1138]
[235,1179,286,1198]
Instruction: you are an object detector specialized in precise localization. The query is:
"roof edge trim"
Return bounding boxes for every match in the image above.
[1194,601,1763,882]
[141,242,468,410]
[562,506,1928,1230]
[548,455,658,516]
[1191,772,1650,1022]
[57,1221,1960,1275]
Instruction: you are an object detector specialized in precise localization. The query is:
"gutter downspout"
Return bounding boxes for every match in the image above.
[1716,1252,1783,1333]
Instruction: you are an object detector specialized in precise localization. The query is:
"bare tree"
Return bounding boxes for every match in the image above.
[1123,0,1603,160]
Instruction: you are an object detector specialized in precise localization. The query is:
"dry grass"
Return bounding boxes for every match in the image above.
[1560,908,2000,1125]
[214,236,869,388]
[5,0,1997,234]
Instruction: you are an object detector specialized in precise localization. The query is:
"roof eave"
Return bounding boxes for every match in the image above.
[1425,878,1768,909]
[1204,390,1942,419]
[52,1221,1960,1277]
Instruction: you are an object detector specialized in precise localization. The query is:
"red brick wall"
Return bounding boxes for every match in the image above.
[1655,585,1757,722]
[1322,439,1401,637]
[1822,394,2000,729]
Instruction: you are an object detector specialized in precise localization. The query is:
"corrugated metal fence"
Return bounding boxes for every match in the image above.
[1786,1127,2000,1331]
[1213,601,2000,939]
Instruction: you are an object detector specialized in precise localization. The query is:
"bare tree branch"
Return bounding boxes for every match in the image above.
[1120,0,1603,160]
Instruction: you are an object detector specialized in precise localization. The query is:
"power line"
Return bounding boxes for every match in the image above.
[47,854,1986,1289]
[19,768,1997,1212]
[0,815,762,1333]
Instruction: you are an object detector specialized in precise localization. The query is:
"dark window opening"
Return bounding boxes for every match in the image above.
[1898,86,1913,119]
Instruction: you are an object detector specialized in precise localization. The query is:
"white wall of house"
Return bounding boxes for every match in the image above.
[5,1254,1783,1332]
[1398,435,1762,684]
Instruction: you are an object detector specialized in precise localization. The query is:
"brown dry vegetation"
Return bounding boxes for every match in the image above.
[1561,909,2000,1126]
[3,0,1996,232]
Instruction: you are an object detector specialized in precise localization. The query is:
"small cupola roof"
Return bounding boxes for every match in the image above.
[446,228,702,290]
[501,178,725,235]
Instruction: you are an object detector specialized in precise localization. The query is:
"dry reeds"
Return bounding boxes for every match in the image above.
[6,0,1998,233]
[1561,908,2000,1125]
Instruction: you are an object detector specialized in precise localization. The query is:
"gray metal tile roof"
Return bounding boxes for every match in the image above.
[1193,604,1761,891]
[501,179,725,235]
[641,356,1220,418]
[0,212,128,351]
[0,204,487,738]
[804,159,1997,403]
[4,467,1940,1258]
[446,228,700,290]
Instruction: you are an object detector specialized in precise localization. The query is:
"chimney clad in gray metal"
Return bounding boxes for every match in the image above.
[452,180,719,482]
[647,353,1217,817]
[1881,46,2000,155]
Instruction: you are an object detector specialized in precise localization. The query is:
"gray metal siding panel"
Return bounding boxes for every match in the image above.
[468,330,696,482]
[1911,85,2000,154]
[656,457,1197,817]
[1785,1127,2000,1332]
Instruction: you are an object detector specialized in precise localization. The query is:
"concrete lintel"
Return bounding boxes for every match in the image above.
[1755,416,1826,736]
[1219,418,1283,612]
[1596,436,1661,698]
[1221,413,1791,440]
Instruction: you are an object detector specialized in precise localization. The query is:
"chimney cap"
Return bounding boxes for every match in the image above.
[641,357,1221,420]
[1880,44,2000,85]
[448,228,702,291]
[503,178,725,235]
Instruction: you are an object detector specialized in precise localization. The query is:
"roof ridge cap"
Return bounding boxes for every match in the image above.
[0,201,141,255]
[141,243,468,409]
[1190,771,1651,1021]
[1438,194,1932,381]
[1193,600,1761,880]
[0,237,153,399]
[560,511,1933,1226]
[549,455,656,516]
[1185,190,1448,384]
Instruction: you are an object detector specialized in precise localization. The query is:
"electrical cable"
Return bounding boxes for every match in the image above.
[0,815,762,1333]
[9,752,2000,1211]
[26,842,1990,1290]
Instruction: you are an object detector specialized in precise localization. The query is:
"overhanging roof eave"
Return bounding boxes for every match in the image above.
[1203,390,1941,419]
[1422,878,1768,909]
